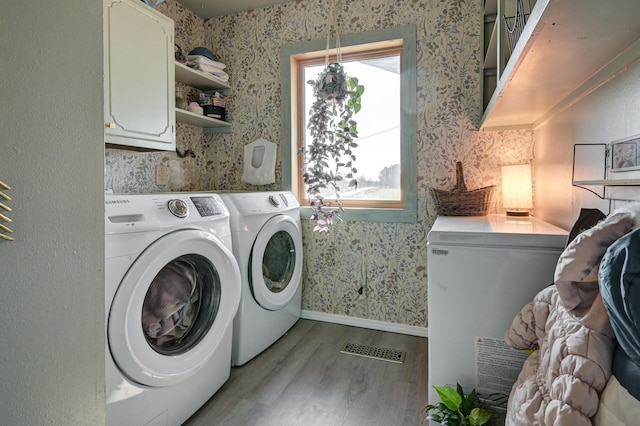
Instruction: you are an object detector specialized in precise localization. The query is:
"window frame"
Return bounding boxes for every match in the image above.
[281,25,417,224]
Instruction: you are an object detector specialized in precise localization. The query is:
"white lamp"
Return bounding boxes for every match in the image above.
[501,164,533,216]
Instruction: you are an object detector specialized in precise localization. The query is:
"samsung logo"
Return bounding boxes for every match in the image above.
[431,248,448,256]
[106,199,130,204]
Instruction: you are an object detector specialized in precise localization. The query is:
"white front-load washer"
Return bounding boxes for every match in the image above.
[105,193,241,426]
[219,191,303,366]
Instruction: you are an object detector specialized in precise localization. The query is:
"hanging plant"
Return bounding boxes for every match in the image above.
[301,0,365,233]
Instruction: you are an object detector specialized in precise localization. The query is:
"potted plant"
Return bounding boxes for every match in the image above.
[302,62,364,233]
[424,383,503,426]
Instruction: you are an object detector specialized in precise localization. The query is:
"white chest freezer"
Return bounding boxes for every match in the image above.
[427,215,568,421]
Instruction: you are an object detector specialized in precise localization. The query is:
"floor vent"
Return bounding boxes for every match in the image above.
[340,342,406,364]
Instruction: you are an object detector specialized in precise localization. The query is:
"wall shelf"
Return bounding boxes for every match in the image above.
[572,143,640,200]
[174,62,231,93]
[174,62,231,133]
[573,179,640,186]
[480,0,640,131]
[175,108,231,133]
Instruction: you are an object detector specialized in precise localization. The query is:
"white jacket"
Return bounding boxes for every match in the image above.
[503,211,634,425]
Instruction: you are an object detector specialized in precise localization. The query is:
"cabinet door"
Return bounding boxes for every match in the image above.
[104,0,175,150]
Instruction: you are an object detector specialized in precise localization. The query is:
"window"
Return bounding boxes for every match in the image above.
[281,26,417,223]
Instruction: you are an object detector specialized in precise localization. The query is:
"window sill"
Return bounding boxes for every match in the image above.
[300,205,417,224]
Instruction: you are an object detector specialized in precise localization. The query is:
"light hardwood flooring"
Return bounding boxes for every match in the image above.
[184,319,429,426]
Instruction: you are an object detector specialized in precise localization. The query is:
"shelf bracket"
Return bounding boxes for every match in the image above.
[572,143,607,199]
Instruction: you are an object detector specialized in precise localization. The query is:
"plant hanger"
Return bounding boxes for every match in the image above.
[325,0,342,66]
[302,0,365,233]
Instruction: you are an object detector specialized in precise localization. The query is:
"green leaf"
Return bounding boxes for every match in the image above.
[468,407,493,425]
[460,388,476,414]
[434,386,462,412]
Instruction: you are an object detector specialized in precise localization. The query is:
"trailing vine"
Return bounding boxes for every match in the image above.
[302,62,365,233]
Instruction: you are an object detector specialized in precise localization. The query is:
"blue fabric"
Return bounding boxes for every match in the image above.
[188,47,217,61]
[599,227,640,400]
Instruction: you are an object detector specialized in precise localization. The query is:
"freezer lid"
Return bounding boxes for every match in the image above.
[427,215,568,249]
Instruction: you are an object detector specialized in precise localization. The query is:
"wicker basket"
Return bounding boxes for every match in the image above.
[429,162,495,216]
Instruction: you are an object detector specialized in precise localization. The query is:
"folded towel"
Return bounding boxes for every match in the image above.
[188,62,230,81]
[186,54,226,69]
[197,70,229,82]
[188,61,227,75]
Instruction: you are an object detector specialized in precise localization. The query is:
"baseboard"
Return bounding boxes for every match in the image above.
[300,310,429,338]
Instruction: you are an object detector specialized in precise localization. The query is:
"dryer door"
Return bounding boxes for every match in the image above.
[108,229,240,387]
[249,215,303,311]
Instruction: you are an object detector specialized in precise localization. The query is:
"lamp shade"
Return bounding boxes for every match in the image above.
[501,164,533,216]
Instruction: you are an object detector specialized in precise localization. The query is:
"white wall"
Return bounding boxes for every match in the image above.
[0,1,105,424]
[535,60,640,229]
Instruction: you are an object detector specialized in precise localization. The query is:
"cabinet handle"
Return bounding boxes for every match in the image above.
[106,122,116,129]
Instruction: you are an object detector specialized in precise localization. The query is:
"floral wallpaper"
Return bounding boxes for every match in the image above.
[105,0,534,328]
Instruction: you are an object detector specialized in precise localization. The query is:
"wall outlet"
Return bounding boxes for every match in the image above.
[156,165,169,186]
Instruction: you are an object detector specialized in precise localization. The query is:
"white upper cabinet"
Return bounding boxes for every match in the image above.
[104,0,175,150]
[481,0,640,131]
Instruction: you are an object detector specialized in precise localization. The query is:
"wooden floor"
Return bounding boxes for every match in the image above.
[184,319,429,426]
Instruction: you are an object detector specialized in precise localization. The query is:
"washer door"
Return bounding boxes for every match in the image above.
[108,229,240,387]
[249,215,303,311]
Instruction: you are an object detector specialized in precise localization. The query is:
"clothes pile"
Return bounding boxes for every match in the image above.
[141,260,199,349]
[187,47,229,82]
[594,222,640,425]
[503,204,640,425]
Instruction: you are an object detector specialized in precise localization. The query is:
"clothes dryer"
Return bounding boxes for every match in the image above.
[105,193,241,426]
[219,192,303,366]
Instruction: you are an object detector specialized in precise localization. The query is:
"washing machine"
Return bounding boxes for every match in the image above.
[219,191,303,366]
[105,192,241,426]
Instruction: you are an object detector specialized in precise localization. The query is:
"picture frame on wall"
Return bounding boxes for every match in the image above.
[611,135,640,172]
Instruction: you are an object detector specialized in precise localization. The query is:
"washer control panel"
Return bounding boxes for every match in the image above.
[106,193,230,237]
[191,196,223,217]
[167,199,188,218]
